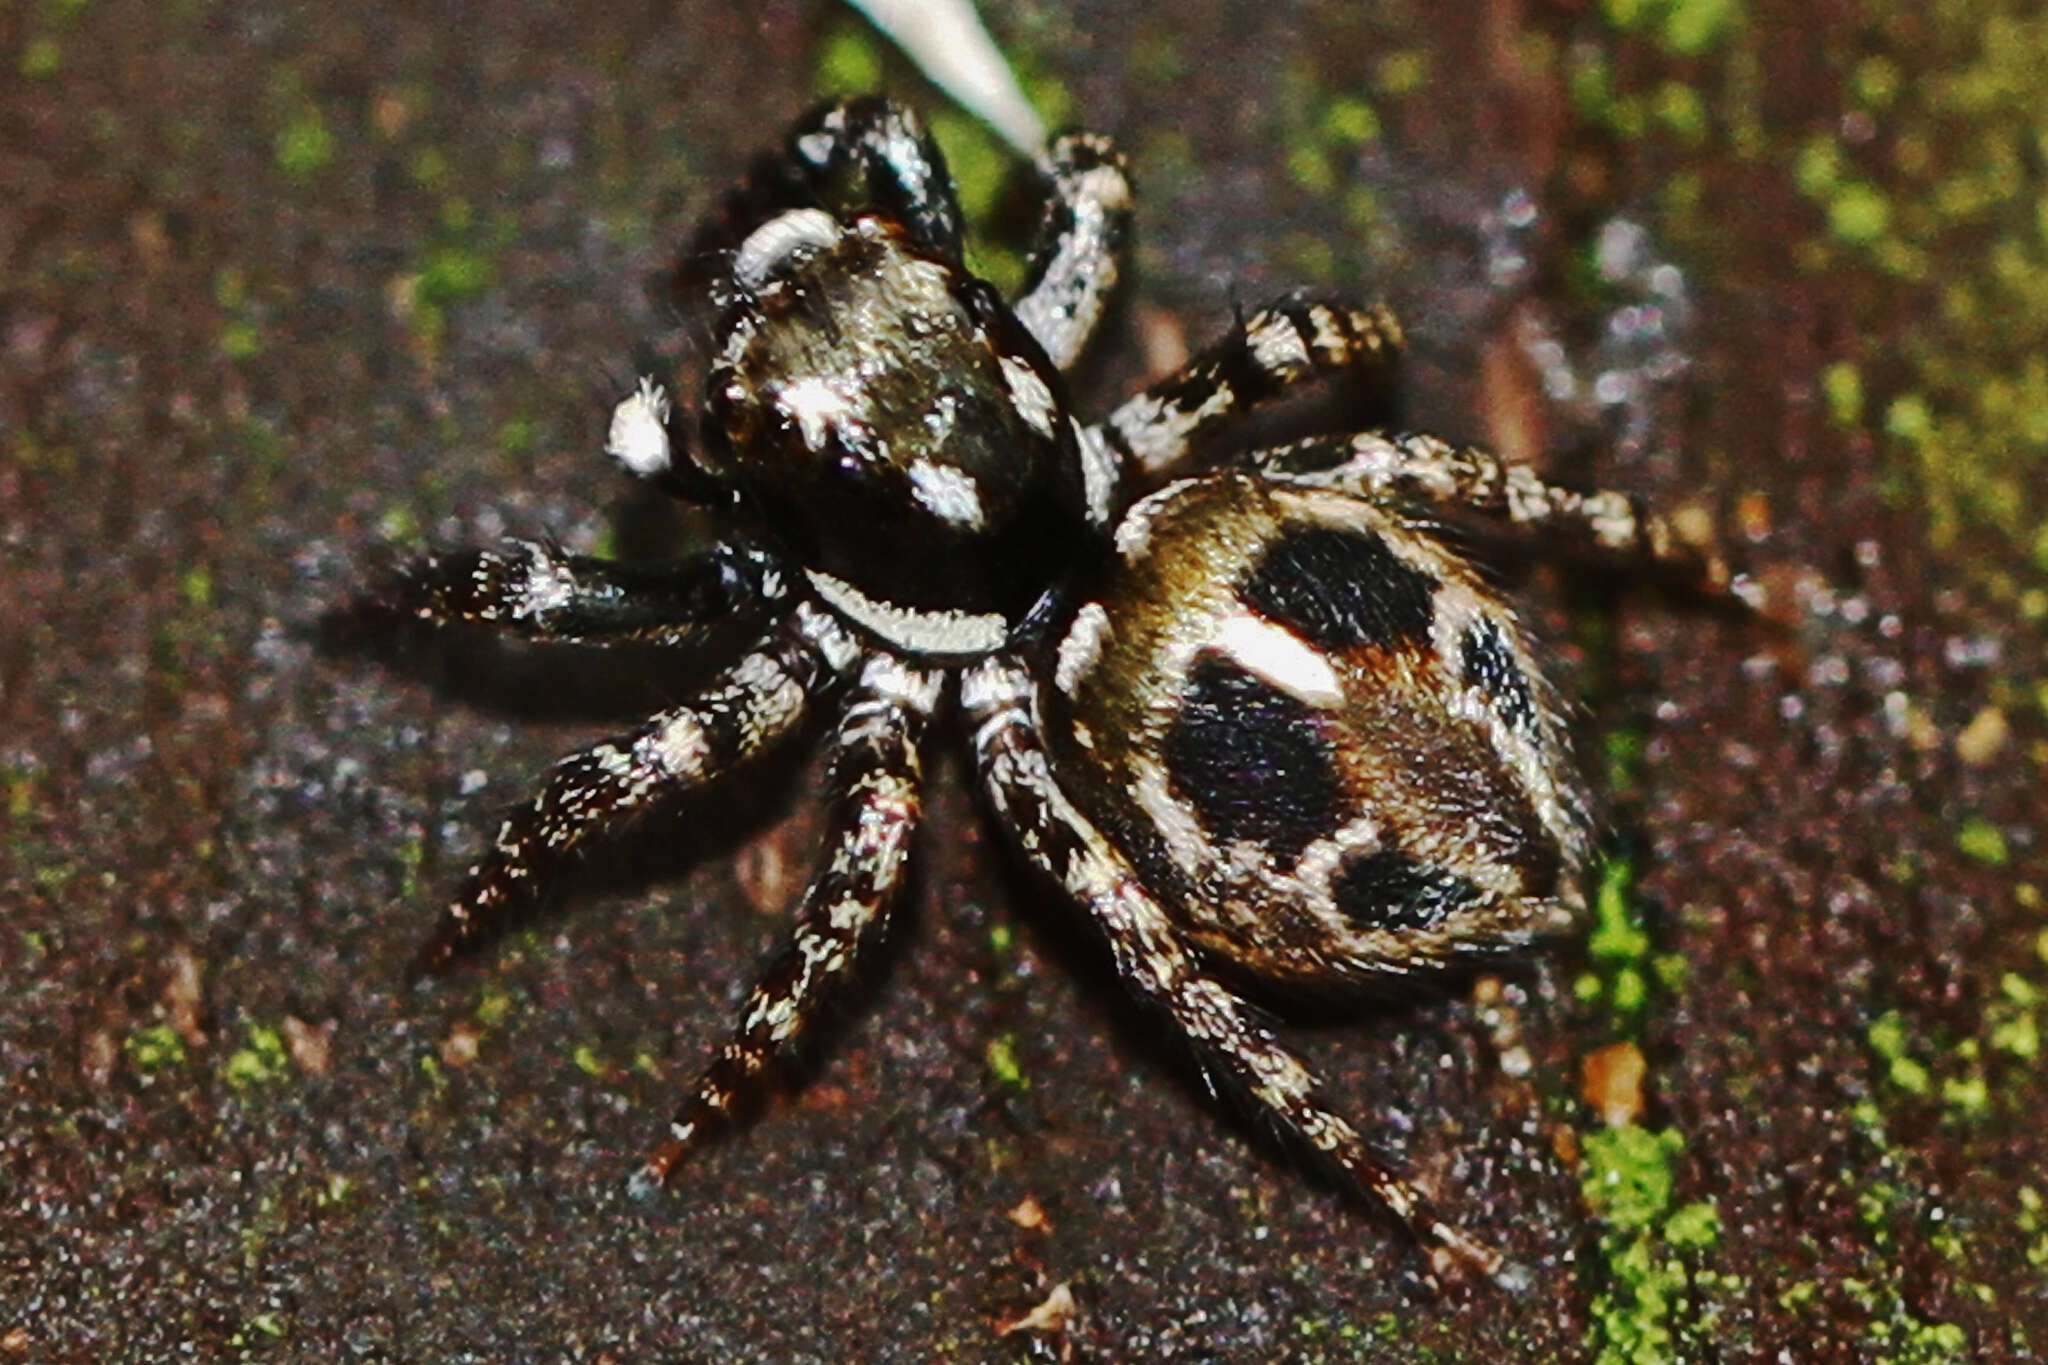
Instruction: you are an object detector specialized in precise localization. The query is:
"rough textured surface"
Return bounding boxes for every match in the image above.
[4,1,2045,1360]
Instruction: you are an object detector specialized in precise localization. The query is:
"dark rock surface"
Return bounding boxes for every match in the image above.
[4,2,2042,1359]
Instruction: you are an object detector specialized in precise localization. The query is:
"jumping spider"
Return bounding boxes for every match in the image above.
[372,96,1731,1281]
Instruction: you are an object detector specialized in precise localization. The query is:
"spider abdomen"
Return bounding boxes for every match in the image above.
[1044,473,1589,985]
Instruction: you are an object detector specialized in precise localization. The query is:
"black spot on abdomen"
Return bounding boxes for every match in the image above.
[1165,655,1342,861]
[1238,525,1436,652]
[1459,617,1537,733]
[1331,848,1482,932]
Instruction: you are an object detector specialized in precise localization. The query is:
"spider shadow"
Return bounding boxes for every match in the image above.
[318,581,766,734]
[976,826,1545,1236]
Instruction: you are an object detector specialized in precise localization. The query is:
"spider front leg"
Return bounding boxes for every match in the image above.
[1101,299,1406,478]
[962,658,1512,1286]
[1013,133,1133,371]
[1257,431,1738,596]
[378,538,786,647]
[631,654,942,1196]
[786,95,968,264]
[410,602,861,976]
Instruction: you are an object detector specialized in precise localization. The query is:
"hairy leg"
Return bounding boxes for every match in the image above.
[1013,133,1133,371]
[962,656,1512,1285]
[787,95,968,264]
[1256,430,1738,595]
[631,654,943,1194]
[1102,300,1406,477]
[411,602,861,976]
[379,539,786,647]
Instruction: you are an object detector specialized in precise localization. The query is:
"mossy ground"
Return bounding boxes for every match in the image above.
[2,0,2042,1358]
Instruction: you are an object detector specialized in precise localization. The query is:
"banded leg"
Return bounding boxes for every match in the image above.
[961,657,1511,1285]
[1013,133,1133,371]
[411,602,862,976]
[787,95,967,264]
[1256,431,1736,594]
[1102,299,1407,477]
[380,539,786,646]
[631,655,943,1195]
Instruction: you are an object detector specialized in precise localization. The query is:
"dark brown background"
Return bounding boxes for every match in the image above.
[4,1,2043,1360]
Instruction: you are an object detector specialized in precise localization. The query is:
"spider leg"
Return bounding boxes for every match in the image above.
[378,539,786,647]
[961,656,1511,1285]
[631,654,942,1195]
[786,95,968,264]
[1100,300,1405,478]
[1256,431,1737,595]
[410,602,861,976]
[1012,133,1133,371]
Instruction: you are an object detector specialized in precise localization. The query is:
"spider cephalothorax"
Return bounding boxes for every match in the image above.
[372,95,1731,1282]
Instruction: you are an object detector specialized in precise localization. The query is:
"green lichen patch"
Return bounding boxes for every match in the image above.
[1802,4,2048,582]
[123,1023,188,1076]
[274,105,337,181]
[223,1021,291,1091]
[1954,816,2009,867]
[1577,855,1682,1026]
[1580,1124,1733,1365]
[985,1033,1028,1092]
[1599,0,1746,57]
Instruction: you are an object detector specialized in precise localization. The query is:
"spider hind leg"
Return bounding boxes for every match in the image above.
[964,657,1511,1285]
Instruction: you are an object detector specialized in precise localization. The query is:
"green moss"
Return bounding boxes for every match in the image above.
[218,319,261,360]
[228,1311,287,1348]
[1988,975,2041,1059]
[1286,143,1337,197]
[178,564,214,610]
[984,1033,1027,1091]
[124,1023,187,1074]
[1955,816,2009,866]
[1868,1009,1932,1095]
[472,982,515,1029]
[1374,50,1430,97]
[1581,1126,1729,1364]
[497,415,537,459]
[1823,361,1865,426]
[408,145,452,190]
[571,1043,605,1077]
[1663,1200,1721,1249]
[1583,1125,1682,1232]
[1589,858,1651,968]
[1652,80,1709,141]
[1600,0,1745,56]
[814,22,886,96]
[1321,94,1381,146]
[275,107,336,181]
[2020,1187,2048,1268]
[21,36,60,77]
[224,1022,290,1090]
[395,828,424,902]
[1939,1070,1990,1115]
[1827,181,1892,245]
[414,245,494,308]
